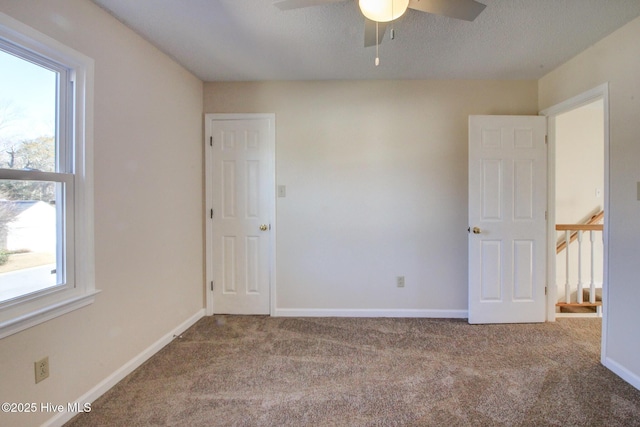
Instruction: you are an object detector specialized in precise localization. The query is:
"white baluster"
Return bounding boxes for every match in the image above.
[565,230,570,303]
[577,230,583,304]
[590,230,596,304]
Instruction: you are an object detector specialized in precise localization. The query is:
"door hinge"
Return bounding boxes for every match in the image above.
[210,136,213,147]
[545,211,548,220]
[545,134,548,144]
[210,209,213,219]
[210,281,214,291]
[545,286,547,295]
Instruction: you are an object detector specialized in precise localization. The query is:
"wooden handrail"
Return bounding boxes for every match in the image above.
[556,210,603,254]
[556,224,603,231]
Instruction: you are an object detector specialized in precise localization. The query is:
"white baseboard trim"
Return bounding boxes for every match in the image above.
[603,356,640,391]
[43,309,206,427]
[273,308,468,318]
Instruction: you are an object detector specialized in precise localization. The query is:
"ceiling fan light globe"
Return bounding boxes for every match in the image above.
[359,0,409,23]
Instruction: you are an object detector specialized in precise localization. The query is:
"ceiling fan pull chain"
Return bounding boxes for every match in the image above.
[375,21,380,66]
[391,0,397,40]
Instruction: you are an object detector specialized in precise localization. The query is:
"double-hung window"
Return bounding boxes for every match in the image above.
[0,12,96,338]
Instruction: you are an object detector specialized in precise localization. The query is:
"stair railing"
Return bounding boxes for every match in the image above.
[556,210,603,254]
[555,210,603,312]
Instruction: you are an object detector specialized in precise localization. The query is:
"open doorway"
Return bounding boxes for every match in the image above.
[541,83,610,360]
[554,99,604,316]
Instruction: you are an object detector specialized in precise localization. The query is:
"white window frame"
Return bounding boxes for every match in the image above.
[0,12,97,339]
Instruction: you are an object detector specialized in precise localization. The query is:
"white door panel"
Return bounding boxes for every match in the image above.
[209,117,274,314]
[469,115,547,324]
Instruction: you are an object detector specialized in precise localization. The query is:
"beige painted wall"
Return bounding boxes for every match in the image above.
[205,80,538,313]
[555,101,604,224]
[540,16,640,385]
[0,1,204,426]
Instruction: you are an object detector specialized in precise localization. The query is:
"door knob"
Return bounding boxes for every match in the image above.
[472,227,481,234]
[259,224,269,231]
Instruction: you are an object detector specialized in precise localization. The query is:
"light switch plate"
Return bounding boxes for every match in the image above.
[278,185,286,198]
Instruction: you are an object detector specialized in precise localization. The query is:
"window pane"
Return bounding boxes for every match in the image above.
[0,49,56,173]
[0,180,60,303]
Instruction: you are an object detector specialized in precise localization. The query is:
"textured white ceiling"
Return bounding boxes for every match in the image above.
[91,0,640,81]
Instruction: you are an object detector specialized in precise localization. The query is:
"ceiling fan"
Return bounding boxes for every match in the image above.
[274,0,486,47]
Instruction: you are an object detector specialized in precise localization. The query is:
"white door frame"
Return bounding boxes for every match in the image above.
[204,113,276,316]
[540,83,609,358]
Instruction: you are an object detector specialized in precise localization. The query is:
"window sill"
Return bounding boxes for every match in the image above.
[0,290,101,339]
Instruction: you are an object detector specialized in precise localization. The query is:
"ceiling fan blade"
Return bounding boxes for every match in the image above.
[364,19,388,47]
[273,0,347,10]
[408,0,486,21]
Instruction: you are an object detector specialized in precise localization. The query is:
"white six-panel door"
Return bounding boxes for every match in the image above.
[208,116,274,315]
[468,115,547,324]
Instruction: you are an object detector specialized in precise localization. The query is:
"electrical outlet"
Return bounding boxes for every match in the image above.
[396,276,405,288]
[35,357,49,384]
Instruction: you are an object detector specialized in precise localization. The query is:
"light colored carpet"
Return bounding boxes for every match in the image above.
[66,316,640,426]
